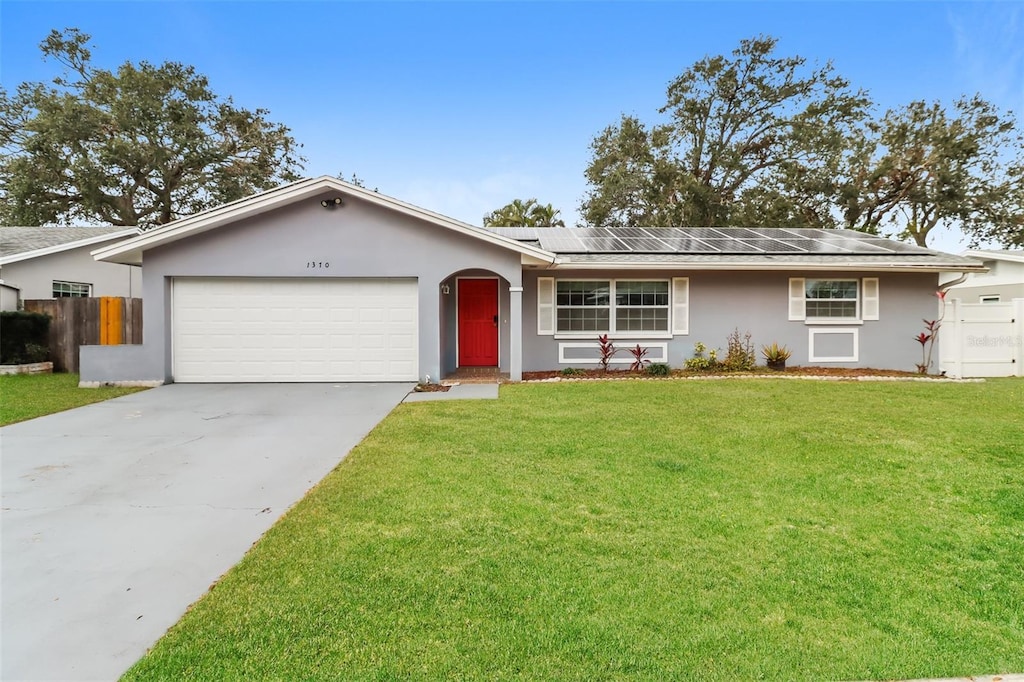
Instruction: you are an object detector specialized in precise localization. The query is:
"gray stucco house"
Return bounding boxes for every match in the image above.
[82,176,984,385]
[0,226,141,310]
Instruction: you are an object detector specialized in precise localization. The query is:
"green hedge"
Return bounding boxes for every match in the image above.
[0,312,51,364]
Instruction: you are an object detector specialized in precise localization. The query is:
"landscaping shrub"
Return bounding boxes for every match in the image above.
[684,342,719,371]
[645,362,670,376]
[0,312,50,364]
[722,328,756,371]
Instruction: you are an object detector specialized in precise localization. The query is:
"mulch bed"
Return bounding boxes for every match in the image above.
[522,366,933,382]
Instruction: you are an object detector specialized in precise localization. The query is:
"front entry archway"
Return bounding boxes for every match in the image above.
[457,278,499,366]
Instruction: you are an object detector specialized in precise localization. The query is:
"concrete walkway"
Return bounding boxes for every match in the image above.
[1,382,411,682]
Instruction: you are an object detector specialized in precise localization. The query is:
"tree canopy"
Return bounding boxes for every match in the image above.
[0,29,305,228]
[581,36,1024,248]
[483,198,565,227]
[582,36,869,230]
[840,97,1024,247]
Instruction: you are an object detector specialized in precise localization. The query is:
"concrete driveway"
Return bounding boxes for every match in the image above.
[1,382,412,682]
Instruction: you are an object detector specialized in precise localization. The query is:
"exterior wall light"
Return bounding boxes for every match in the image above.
[320,197,343,209]
[440,284,450,295]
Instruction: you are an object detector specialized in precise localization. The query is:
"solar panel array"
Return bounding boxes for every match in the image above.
[506,227,930,255]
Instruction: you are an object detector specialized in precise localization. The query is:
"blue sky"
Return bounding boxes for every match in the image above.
[2,1,1022,251]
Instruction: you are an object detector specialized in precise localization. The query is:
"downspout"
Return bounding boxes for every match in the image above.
[934,272,971,378]
[939,272,970,293]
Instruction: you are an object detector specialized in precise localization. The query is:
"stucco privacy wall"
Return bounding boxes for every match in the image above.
[84,193,523,384]
[1,243,141,299]
[521,269,941,372]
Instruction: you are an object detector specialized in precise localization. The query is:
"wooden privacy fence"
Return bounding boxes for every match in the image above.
[24,297,142,373]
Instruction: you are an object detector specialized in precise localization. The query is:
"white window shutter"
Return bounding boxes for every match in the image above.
[671,277,689,335]
[537,277,555,335]
[862,277,879,320]
[789,278,806,321]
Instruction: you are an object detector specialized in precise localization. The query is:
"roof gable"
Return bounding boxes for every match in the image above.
[962,249,1024,265]
[92,176,559,266]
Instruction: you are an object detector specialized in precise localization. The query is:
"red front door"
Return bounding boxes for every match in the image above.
[458,279,499,366]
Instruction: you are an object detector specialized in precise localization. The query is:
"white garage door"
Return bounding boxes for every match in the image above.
[172,278,418,382]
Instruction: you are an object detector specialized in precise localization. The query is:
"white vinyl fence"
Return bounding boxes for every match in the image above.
[940,298,1024,378]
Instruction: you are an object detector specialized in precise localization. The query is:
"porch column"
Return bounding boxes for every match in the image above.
[509,285,523,381]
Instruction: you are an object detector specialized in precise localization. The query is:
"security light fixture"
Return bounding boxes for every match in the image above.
[320,197,344,209]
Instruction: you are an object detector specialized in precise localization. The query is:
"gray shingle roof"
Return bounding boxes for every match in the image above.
[0,226,138,258]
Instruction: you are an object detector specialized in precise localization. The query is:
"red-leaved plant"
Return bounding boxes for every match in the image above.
[627,344,650,371]
[597,334,617,372]
[915,290,947,374]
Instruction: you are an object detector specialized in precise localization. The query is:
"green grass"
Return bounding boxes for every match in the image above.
[0,372,146,425]
[124,379,1024,681]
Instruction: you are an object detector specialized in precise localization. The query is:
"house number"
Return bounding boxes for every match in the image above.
[306,261,330,269]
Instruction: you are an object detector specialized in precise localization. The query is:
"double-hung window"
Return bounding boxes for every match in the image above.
[555,280,669,334]
[52,280,92,298]
[615,281,669,332]
[805,280,858,320]
[789,277,879,322]
[556,281,610,332]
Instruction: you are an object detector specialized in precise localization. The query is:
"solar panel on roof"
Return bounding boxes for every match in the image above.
[531,225,937,256]
[709,228,773,239]
[608,227,657,238]
[811,238,888,254]
[774,240,856,254]
[614,237,679,252]
[579,236,632,251]
[655,238,723,252]
[763,238,825,251]
[538,232,587,252]
[492,227,541,239]
[576,227,632,239]
[659,227,731,239]
[741,239,808,253]
[695,239,765,253]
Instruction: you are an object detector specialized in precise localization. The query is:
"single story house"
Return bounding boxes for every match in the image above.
[941,250,1024,303]
[82,176,985,385]
[0,226,142,310]
[0,281,21,311]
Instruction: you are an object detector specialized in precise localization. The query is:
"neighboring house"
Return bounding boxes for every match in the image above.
[0,227,142,309]
[0,282,21,312]
[82,176,985,385]
[941,250,1024,303]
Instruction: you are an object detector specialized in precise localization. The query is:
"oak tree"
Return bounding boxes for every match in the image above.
[0,29,305,228]
[581,36,869,229]
[841,96,1024,247]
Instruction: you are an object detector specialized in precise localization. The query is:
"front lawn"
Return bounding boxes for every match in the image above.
[0,373,146,426]
[124,379,1023,681]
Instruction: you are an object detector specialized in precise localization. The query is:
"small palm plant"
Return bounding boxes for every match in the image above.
[761,343,792,371]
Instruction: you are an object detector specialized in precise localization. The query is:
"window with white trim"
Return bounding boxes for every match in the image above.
[805,280,858,319]
[789,277,878,323]
[555,280,669,334]
[52,280,91,298]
